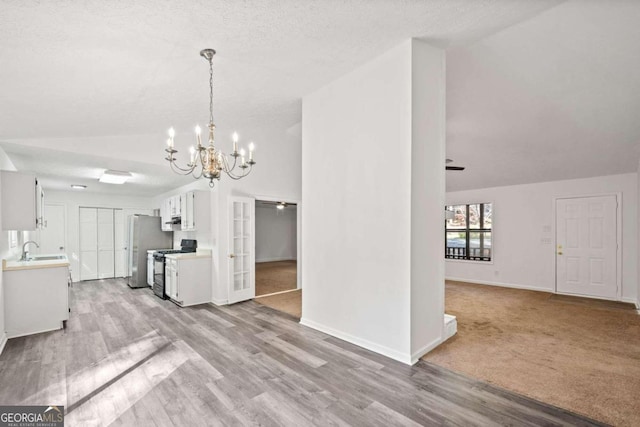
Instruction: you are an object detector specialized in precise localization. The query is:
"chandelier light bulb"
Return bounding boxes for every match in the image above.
[168,127,175,138]
[195,125,201,135]
[232,132,239,153]
[248,142,255,161]
[166,138,172,147]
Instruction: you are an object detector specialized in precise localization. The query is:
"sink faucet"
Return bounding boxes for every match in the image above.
[21,240,39,261]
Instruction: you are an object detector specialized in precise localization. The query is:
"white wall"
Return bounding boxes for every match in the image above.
[255,205,297,263]
[44,190,155,282]
[301,39,445,365]
[0,148,20,353]
[446,173,638,304]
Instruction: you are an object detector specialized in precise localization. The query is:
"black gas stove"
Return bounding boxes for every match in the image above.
[153,239,197,299]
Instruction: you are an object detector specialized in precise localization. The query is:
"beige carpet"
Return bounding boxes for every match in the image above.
[255,289,301,318]
[423,281,640,426]
[255,260,297,296]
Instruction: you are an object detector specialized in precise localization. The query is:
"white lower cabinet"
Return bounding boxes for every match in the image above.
[147,251,155,287]
[164,253,212,307]
[3,265,70,338]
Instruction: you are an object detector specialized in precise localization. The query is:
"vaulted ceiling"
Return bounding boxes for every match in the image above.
[1,0,638,194]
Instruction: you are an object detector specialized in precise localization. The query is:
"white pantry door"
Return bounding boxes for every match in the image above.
[79,207,98,281]
[556,196,618,299]
[38,204,66,255]
[228,196,255,304]
[114,209,126,277]
[97,208,115,279]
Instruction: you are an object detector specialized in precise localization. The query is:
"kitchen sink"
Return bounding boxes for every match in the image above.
[29,255,66,261]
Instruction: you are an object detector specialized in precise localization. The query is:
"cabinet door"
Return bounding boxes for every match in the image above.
[174,195,181,216]
[174,261,180,300]
[186,192,195,230]
[165,261,172,298]
[36,183,45,229]
[161,199,172,231]
[147,255,154,286]
[180,194,187,230]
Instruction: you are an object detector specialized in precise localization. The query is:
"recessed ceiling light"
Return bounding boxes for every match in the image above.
[71,184,87,190]
[99,170,132,184]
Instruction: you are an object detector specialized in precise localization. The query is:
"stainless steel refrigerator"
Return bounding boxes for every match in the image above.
[127,215,173,288]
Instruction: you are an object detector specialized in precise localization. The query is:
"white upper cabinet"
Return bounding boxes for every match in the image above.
[161,198,172,231]
[180,190,210,232]
[1,171,44,231]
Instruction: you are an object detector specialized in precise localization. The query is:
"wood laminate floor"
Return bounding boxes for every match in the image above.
[0,279,605,426]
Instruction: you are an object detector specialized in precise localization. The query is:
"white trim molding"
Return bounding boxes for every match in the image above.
[0,333,7,356]
[446,277,552,292]
[299,317,414,365]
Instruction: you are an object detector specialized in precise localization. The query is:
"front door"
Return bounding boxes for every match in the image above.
[556,195,618,299]
[228,196,255,304]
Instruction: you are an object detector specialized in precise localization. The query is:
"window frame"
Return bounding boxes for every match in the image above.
[445,202,493,262]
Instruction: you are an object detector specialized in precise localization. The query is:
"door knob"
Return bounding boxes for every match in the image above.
[557,252,563,255]
[229,254,235,259]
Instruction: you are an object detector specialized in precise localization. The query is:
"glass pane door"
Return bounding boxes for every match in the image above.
[228,196,255,303]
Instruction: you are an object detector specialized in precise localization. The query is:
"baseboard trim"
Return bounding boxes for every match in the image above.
[620,297,640,309]
[447,277,639,307]
[445,277,552,293]
[0,333,7,356]
[209,298,228,306]
[256,257,297,263]
[299,317,413,365]
[7,326,62,339]
[410,337,442,365]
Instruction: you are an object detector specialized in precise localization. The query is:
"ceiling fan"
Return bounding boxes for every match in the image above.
[446,158,465,171]
[258,201,296,210]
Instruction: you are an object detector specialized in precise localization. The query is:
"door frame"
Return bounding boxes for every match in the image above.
[553,192,622,301]
[254,194,302,290]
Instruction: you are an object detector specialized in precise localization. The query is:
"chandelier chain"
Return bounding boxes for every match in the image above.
[209,57,214,125]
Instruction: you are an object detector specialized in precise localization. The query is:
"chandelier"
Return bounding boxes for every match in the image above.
[165,48,256,187]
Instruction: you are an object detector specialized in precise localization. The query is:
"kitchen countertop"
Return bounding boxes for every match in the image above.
[165,249,212,260]
[3,254,71,272]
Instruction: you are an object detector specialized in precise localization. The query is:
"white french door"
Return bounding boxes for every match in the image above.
[228,196,255,304]
[556,195,618,299]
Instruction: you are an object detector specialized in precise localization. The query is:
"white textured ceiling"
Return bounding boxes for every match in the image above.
[0,142,193,196]
[446,0,640,191]
[0,0,563,195]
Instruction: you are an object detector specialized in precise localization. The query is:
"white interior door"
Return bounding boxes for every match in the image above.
[228,196,255,304]
[37,204,66,255]
[114,209,125,277]
[97,208,115,279]
[79,207,98,281]
[556,196,618,299]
